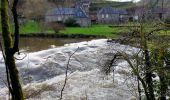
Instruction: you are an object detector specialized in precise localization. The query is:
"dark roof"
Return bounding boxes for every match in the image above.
[98,7,127,15]
[74,8,88,18]
[47,8,75,15]
[46,7,88,18]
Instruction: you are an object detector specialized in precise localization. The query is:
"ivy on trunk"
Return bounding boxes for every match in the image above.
[1,0,24,99]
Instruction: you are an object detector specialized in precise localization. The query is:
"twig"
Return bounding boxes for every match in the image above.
[60,47,79,100]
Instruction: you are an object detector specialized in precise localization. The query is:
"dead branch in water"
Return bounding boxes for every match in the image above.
[60,47,79,100]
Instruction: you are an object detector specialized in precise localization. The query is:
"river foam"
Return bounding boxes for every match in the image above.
[0,39,140,100]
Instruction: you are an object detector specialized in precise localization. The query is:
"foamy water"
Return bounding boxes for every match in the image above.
[0,39,140,100]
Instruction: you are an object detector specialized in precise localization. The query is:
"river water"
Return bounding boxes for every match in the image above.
[0,39,139,100]
[19,37,93,52]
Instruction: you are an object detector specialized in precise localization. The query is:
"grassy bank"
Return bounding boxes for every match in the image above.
[19,22,128,38]
[3,21,169,38]
[20,21,54,33]
[60,24,128,38]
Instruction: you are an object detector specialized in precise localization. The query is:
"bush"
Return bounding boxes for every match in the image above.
[64,18,80,27]
[48,22,65,33]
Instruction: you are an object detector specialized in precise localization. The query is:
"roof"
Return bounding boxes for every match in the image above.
[46,7,88,18]
[98,7,127,15]
[47,8,75,15]
[74,8,88,18]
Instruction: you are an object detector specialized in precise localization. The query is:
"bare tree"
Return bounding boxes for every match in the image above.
[1,0,24,99]
[20,0,55,22]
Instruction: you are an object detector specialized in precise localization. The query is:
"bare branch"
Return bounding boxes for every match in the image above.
[11,0,20,55]
[60,47,79,100]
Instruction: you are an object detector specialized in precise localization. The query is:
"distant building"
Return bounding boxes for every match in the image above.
[45,7,91,27]
[148,7,168,20]
[127,6,169,21]
[97,7,128,24]
[88,8,98,24]
[76,0,91,14]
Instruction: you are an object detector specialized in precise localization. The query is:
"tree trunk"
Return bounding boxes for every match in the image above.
[159,73,167,100]
[140,23,155,100]
[144,49,155,100]
[1,0,24,99]
[5,55,24,100]
[158,52,167,100]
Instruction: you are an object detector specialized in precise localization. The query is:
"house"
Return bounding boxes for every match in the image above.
[45,7,91,27]
[127,6,169,21]
[97,7,128,24]
[149,7,168,20]
[76,0,91,14]
[89,10,98,23]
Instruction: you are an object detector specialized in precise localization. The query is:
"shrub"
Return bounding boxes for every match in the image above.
[64,18,80,27]
[48,21,65,33]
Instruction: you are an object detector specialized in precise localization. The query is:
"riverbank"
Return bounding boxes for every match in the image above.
[18,22,127,38]
[20,33,105,38]
[19,22,170,39]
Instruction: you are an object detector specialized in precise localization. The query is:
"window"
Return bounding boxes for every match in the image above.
[102,14,104,18]
[106,14,109,18]
[57,16,62,21]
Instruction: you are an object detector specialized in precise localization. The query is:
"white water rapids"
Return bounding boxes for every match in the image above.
[0,39,140,100]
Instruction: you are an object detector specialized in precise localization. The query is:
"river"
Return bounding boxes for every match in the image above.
[19,37,93,52]
[0,39,139,100]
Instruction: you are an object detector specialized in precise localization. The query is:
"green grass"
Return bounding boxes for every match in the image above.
[60,24,128,38]
[157,30,170,35]
[19,22,128,38]
[1,20,169,38]
[20,21,42,33]
[20,21,55,34]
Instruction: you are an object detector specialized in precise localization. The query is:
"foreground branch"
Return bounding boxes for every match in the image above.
[11,0,20,54]
[0,41,12,99]
[1,0,24,99]
[60,47,79,100]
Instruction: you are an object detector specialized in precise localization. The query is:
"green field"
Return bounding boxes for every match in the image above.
[20,21,54,33]
[60,25,128,38]
[4,21,169,38]
[18,22,128,38]
[20,21,42,33]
